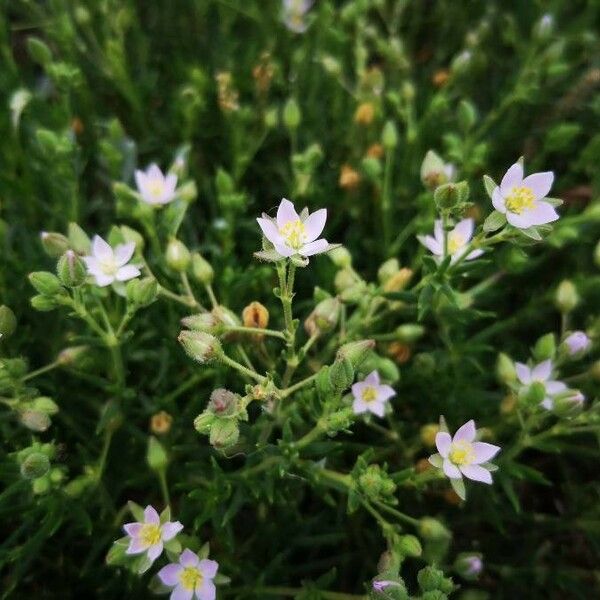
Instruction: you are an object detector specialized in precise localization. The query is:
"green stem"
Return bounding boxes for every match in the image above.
[280,372,319,399]
[220,353,266,384]
[22,361,60,382]
[204,283,219,309]
[158,469,171,507]
[224,325,286,340]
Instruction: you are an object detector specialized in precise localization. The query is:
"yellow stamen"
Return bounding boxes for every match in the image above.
[140,523,162,546]
[448,440,475,466]
[505,186,535,214]
[361,386,378,403]
[447,232,465,254]
[280,219,306,250]
[99,258,118,276]
[180,567,203,591]
[148,181,165,198]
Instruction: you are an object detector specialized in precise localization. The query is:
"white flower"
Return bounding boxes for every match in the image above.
[282,0,314,33]
[417,218,483,263]
[492,161,558,229]
[135,164,178,206]
[158,549,219,600]
[515,359,566,410]
[351,370,395,418]
[563,331,591,356]
[257,198,329,259]
[83,235,140,287]
[123,505,183,564]
[429,420,500,484]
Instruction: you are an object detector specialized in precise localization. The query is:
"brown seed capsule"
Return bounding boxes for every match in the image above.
[366,143,384,159]
[354,102,375,125]
[388,342,412,365]
[150,411,173,435]
[339,164,361,190]
[432,69,450,87]
[242,301,269,330]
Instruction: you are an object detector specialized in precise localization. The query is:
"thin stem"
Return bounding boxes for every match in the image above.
[220,353,266,384]
[224,325,286,340]
[22,361,60,382]
[204,283,219,309]
[96,430,114,482]
[159,285,201,309]
[158,469,171,507]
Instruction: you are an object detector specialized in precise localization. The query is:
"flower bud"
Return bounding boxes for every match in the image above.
[57,345,88,367]
[146,436,168,471]
[336,339,375,368]
[0,305,17,339]
[193,412,215,434]
[533,333,556,362]
[32,396,58,415]
[191,253,214,284]
[126,277,158,306]
[395,324,425,343]
[434,181,469,210]
[378,258,400,284]
[242,301,269,330]
[20,409,51,432]
[420,151,454,190]
[420,423,440,447]
[417,566,447,592]
[419,518,451,542]
[305,297,340,336]
[354,101,375,125]
[534,14,554,39]
[328,356,354,392]
[383,268,414,293]
[397,535,422,558]
[208,388,238,416]
[57,250,86,287]
[119,225,145,251]
[496,353,516,384]
[20,452,51,480]
[382,120,398,149]
[387,342,411,365]
[210,419,239,449]
[555,280,579,313]
[283,98,301,130]
[29,272,63,296]
[150,411,173,435]
[30,295,60,311]
[178,330,222,364]
[32,477,50,495]
[553,390,585,416]
[453,553,483,581]
[166,239,191,272]
[40,231,70,257]
[181,313,221,334]
[361,157,382,180]
[562,331,591,357]
[328,246,352,269]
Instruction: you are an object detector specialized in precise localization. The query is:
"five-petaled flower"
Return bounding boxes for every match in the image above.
[515,359,566,409]
[417,218,483,263]
[83,235,141,287]
[351,370,395,418]
[429,420,500,484]
[492,161,558,229]
[123,505,183,563]
[563,331,591,356]
[257,198,329,259]
[282,0,314,33]
[135,164,178,206]
[158,549,219,600]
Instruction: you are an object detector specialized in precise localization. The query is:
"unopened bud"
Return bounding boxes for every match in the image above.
[181,313,221,334]
[242,301,269,330]
[419,518,451,542]
[208,388,238,416]
[30,295,60,311]
[146,436,168,471]
[126,277,158,306]
[57,250,86,287]
[32,396,58,415]
[378,258,400,284]
[20,409,51,432]
[283,98,301,130]
[328,246,352,268]
[420,423,440,447]
[496,353,516,384]
[193,412,215,434]
[382,120,398,149]
[20,452,51,480]
[0,306,17,338]
[395,324,425,343]
[40,231,70,257]
[555,280,579,313]
[417,566,446,592]
[57,345,88,366]
[562,331,591,357]
[306,297,340,336]
[210,419,239,449]
[434,181,469,210]
[383,268,413,293]
[533,333,556,362]
[178,330,222,363]
[398,534,422,558]
[329,356,354,392]
[166,239,191,272]
[191,253,214,284]
[420,151,454,190]
[454,553,483,581]
[336,339,375,368]
[553,390,585,416]
[150,411,173,435]
[28,272,63,296]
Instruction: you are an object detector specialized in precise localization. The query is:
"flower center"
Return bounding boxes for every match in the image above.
[148,181,165,198]
[448,440,475,466]
[280,219,306,250]
[99,257,118,276]
[505,186,535,214]
[180,567,203,591]
[447,232,465,254]
[140,523,162,546]
[361,386,378,403]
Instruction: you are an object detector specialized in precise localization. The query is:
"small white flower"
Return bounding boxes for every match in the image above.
[351,370,395,418]
[515,359,566,409]
[257,198,329,259]
[282,0,314,33]
[417,218,483,263]
[123,505,183,564]
[492,161,558,229]
[83,235,140,287]
[563,331,591,356]
[135,164,178,206]
[158,549,219,600]
[429,420,500,484]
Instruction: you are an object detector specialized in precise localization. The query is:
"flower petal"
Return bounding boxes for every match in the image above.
[352,398,368,414]
[92,235,113,261]
[170,585,193,600]
[158,563,183,587]
[114,242,136,266]
[123,522,142,537]
[196,579,216,600]
[144,505,160,525]
[532,360,552,382]
[466,249,484,261]
[500,162,523,194]
[506,210,536,229]
[257,217,283,247]
[435,431,452,457]
[522,171,554,200]
[276,198,299,228]
[433,220,443,243]
[199,559,219,579]
[116,265,141,282]
[272,241,296,258]
[351,381,367,399]
[453,420,476,443]
[303,208,327,242]
[460,464,493,484]
[443,458,462,479]
[148,164,163,179]
[377,385,396,402]
[365,371,380,386]
[147,541,164,562]
[525,201,559,226]
[126,537,148,554]
[515,362,531,385]
[472,442,501,464]
[492,187,506,213]
[417,235,442,255]
[453,218,474,241]
[161,521,184,541]
[369,401,386,418]
[299,239,328,256]
[179,548,200,568]
[94,272,115,287]
[546,381,566,394]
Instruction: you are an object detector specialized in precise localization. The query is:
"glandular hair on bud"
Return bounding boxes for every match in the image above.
[210,419,240,449]
[328,357,354,392]
[434,181,469,209]
[178,330,222,364]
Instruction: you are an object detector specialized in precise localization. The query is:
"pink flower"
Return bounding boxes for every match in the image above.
[429,420,500,484]
[123,505,183,564]
[135,164,178,206]
[158,549,219,600]
[83,235,140,287]
[515,359,566,409]
[417,218,483,263]
[492,161,558,229]
[257,198,329,259]
[563,331,591,356]
[351,370,395,418]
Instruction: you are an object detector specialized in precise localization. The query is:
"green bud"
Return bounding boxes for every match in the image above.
[29,272,63,296]
[361,156,382,179]
[31,294,60,311]
[457,99,477,131]
[264,107,279,128]
[57,345,88,367]
[40,231,70,257]
[32,396,59,415]
[181,313,221,334]
[336,339,375,368]
[328,246,352,269]
[215,168,235,195]
[64,474,94,498]
[27,37,53,66]
[434,181,469,210]
[208,388,238,416]
[20,409,51,432]
[193,411,215,434]
[0,306,17,338]
[533,333,556,361]
[421,592,448,600]
[32,476,50,495]
[321,55,342,75]
[421,150,452,190]
[306,297,341,336]
[67,222,91,254]
[191,253,214,284]
[496,353,516,385]
[165,239,191,272]
[20,452,51,480]
[212,305,240,328]
[382,120,398,149]
[555,280,579,313]
[378,258,400,284]
[57,250,86,287]
[453,552,483,581]
[419,517,451,542]
[178,330,222,364]
[126,277,158,307]
[328,357,355,392]
[397,534,422,558]
[418,566,446,592]
[283,98,301,130]
[395,324,425,343]
[519,381,546,408]
[146,436,168,471]
[210,419,239,449]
